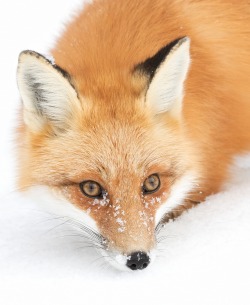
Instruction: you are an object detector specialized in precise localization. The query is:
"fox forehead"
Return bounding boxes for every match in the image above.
[29,111,180,186]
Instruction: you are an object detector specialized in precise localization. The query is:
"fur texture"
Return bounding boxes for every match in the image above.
[17,0,250,266]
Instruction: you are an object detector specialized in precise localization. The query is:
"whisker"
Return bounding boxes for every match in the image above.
[35,215,70,225]
[89,254,110,267]
[74,244,104,251]
[55,235,103,248]
[31,211,106,252]
[156,235,174,242]
[65,218,103,241]
[43,219,72,234]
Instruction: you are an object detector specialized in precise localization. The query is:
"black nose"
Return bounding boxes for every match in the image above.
[126,251,150,270]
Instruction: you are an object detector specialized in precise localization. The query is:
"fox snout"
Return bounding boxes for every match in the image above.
[94,198,157,271]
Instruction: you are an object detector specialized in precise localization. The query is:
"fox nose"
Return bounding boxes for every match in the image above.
[126,251,150,270]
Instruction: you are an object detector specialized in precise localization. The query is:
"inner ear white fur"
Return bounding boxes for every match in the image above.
[146,37,191,116]
[17,51,80,132]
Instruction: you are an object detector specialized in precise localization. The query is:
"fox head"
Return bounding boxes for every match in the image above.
[16,37,201,270]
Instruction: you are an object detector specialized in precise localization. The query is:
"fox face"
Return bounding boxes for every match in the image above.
[17,38,201,270]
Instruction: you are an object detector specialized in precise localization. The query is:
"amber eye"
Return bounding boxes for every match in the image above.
[79,180,103,198]
[142,174,160,194]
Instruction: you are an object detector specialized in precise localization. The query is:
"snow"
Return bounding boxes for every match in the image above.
[0,0,250,304]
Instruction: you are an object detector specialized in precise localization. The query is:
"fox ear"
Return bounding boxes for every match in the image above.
[137,37,190,116]
[17,51,80,132]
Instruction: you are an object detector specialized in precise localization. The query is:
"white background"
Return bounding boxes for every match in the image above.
[0,1,250,304]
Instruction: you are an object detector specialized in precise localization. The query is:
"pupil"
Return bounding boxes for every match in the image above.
[88,183,97,194]
[149,177,156,186]
[89,183,95,191]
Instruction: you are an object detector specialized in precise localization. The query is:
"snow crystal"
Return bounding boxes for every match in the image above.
[93,199,100,205]
[156,197,161,203]
[92,197,109,207]
[118,227,125,233]
[116,216,126,233]
[114,205,121,211]
[139,211,146,218]
[150,198,156,205]
[99,198,109,206]
[116,218,126,226]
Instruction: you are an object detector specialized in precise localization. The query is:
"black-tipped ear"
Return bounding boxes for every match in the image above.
[135,37,184,80]
[17,50,80,132]
[135,37,191,116]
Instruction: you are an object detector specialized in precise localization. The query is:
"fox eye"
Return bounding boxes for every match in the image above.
[79,180,103,198]
[143,174,160,194]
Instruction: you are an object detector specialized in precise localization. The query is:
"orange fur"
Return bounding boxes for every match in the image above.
[18,0,250,254]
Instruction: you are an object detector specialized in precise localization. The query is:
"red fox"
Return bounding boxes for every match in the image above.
[16,0,250,270]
